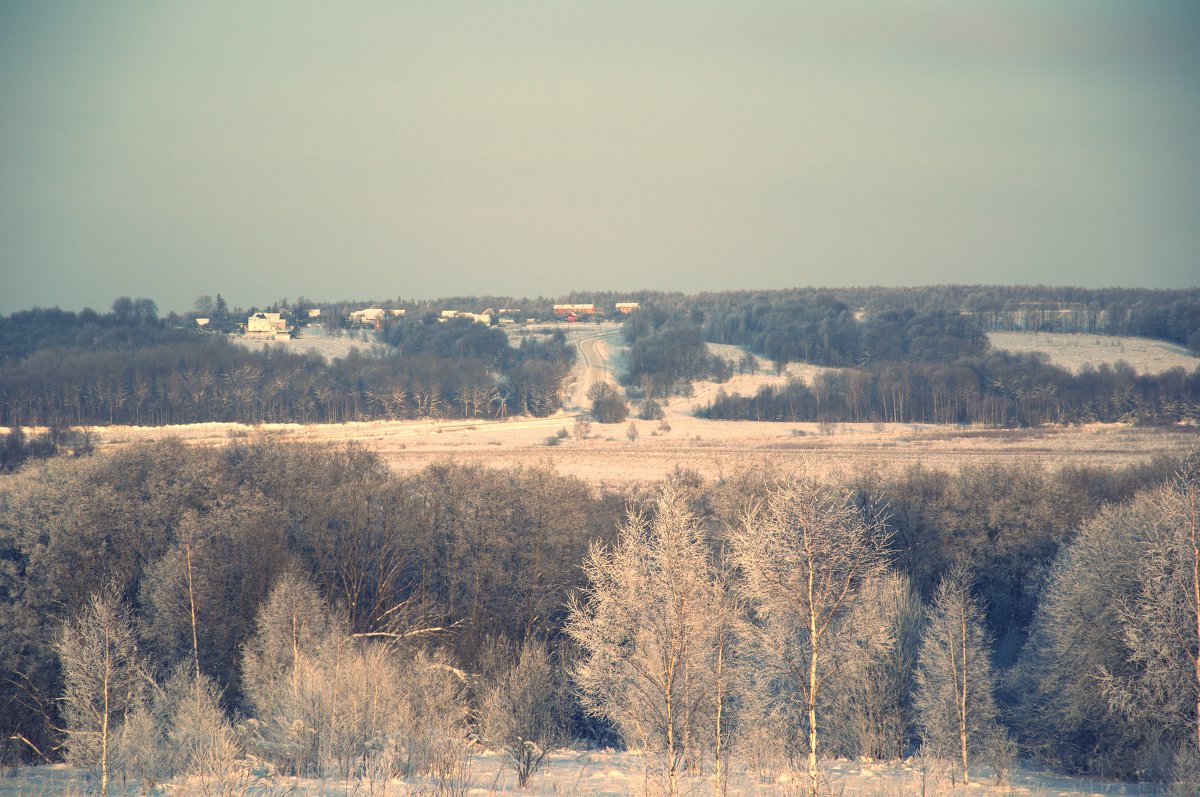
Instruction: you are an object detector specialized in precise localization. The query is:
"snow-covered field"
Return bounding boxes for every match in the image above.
[988,332,1197,375]
[55,319,1200,483]
[0,750,1154,797]
[11,331,1198,485]
[233,326,386,361]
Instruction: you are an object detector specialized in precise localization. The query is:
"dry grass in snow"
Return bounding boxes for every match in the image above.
[48,414,1199,489]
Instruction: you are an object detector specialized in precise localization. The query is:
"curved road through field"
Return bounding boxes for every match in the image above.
[567,328,624,411]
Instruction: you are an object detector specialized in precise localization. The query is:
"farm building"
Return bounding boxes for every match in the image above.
[615,302,640,314]
[554,303,595,317]
[439,310,492,325]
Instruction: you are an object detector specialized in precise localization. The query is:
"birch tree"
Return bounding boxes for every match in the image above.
[914,564,1003,786]
[567,488,726,797]
[730,479,889,797]
[55,590,147,797]
[242,570,470,780]
[115,665,240,787]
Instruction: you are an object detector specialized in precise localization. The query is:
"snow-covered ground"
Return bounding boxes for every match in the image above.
[0,750,1156,797]
[988,332,1197,375]
[13,393,1198,489]
[232,325,387,362]
[8,333,1197,486]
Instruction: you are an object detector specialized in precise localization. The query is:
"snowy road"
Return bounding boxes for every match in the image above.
[567,328,623,411]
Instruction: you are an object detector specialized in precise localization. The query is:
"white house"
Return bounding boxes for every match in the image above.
[349,308,387,327]
[246,312,290,340]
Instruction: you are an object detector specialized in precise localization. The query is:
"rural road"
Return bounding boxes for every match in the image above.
[568,328,624,410]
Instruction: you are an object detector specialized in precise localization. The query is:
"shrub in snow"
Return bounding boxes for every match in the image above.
[476,640,565,787]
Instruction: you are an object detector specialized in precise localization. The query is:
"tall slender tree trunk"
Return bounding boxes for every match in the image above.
[100,620,111,797]
[665,660,677,797]
[1189,483,1200,756]
[184,539,201,688]
[808,562,820,797]
[714,629,725,797]
[958,602,969,786]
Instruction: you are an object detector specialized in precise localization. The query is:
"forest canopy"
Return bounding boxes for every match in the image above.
[0,440,1194,788]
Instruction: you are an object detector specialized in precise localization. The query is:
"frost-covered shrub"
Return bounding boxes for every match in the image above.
[241,571,469,780]
[639,400,664,421]
[114,666,241,790]
[476,640,566,787]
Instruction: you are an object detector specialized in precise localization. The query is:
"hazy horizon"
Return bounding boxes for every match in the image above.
[3,2,1199,315]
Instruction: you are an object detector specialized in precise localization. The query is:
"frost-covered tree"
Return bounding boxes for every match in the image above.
[915,564,1003,786]
[139,512,208,684]
[55,590,147,797]
[824,572,923,761]
[1101,475,1200,787]
[476,639,564,787]
[241,570,339,774]
[116,665,240,787]
[730,479,889,797]
[165,668,240,783]
[707,561,743,797]
[140,498,292,698]
[1014,474,1200,783]
[567,488,726,797]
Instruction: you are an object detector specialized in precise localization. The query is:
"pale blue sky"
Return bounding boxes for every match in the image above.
[2,2,1198,314]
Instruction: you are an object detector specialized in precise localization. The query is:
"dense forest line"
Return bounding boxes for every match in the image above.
[700,304,990,367]
[701,351,1200,426]
[692,287,1200,350]
[3,287,1198,430]
[1,441,1194,790]
[436,286,1200,349]
[0,316,573,427]
[624,303,1200,427]
[621,315,736,396]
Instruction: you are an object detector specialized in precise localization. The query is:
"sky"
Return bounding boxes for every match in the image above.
[1,1,1198,315]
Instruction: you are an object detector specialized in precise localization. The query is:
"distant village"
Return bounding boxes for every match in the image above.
[193,301,641,341]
